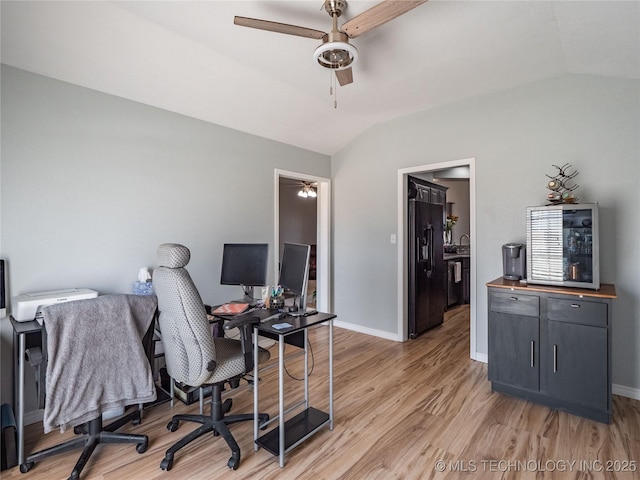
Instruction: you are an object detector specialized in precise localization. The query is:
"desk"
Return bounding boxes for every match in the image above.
[252,312,335,467]
[9,315,42,467]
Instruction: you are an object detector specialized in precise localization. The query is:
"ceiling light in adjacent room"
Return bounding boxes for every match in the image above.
[298,182,317,198]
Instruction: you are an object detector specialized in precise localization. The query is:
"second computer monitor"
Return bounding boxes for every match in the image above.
[278,243,311,314]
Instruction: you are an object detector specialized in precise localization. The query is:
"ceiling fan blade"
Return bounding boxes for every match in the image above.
[234,16,326,40]
[341,0,428,38]
[335,68,353,86]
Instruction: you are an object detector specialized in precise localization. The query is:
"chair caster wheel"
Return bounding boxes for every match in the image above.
[167,420,179,432]
[20,462,34,473]
[136,439,148,454]
[222,398,233,414]
[227,456,240,470]
[160,456,173,471]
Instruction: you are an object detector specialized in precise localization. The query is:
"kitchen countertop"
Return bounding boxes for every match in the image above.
[444,253,470,261]
[486,277,617,299]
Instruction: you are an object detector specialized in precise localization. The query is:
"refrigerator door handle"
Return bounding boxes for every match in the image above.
[418,237,426,263]
[426,224,434,278]
[418,227,430,266]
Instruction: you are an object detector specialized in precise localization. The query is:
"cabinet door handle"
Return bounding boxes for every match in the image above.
[553,344,558,373]
[570,303,580,308]
[510,296,518,301]
[530,340,535,368]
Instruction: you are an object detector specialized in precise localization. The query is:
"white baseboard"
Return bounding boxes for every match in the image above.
[472,352,488,363]
[25,408,44,426]
[613,383,640,401]
[332,320,401,341]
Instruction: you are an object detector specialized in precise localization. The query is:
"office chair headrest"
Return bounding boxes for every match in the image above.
[157,243,191,268]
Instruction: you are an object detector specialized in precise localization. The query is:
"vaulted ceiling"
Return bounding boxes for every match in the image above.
[2,1,638,155]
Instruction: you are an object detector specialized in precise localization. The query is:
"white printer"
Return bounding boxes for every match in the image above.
[12,288,98,323]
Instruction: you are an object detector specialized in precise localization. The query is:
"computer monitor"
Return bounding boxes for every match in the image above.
[278,243,311,315]
[220,243,269,299]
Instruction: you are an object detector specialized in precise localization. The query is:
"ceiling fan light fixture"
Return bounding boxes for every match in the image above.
[298,182,317,198]
[313,41,358,70]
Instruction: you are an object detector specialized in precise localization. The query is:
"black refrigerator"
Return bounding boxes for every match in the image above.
[408,198,446,338]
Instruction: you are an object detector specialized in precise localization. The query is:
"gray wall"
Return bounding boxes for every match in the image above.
[439,179,470,245]
[332,74,640,392]
[2,65,639,411]
[0,65,331,407]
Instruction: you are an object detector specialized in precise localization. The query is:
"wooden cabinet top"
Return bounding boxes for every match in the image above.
[486,277,617,299]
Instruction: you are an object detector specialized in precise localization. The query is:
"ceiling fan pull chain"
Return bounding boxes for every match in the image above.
[329,69,333,96]
[331,70,337,109]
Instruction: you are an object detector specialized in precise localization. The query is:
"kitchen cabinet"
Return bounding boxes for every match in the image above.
[488,311,539,391]
[545,320,608,411]
[430,187,446,205]
[445,255,470,308]
[461,257,470,303]
[486,278,616,423]
[408,177,447,206]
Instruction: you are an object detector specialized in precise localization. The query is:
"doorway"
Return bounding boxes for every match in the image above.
[397,158,481,361]
[274,169,331,313]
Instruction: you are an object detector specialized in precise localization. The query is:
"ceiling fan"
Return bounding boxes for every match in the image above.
[282,180,319,198]
[234,0,427,87]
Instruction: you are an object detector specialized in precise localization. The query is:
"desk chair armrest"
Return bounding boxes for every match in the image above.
[223,314,260,373]
[222,314,260,331]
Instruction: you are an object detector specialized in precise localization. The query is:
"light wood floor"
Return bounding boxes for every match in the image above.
[6,306,640,479]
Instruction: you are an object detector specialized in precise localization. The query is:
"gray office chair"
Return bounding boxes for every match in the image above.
[153,243,270,471]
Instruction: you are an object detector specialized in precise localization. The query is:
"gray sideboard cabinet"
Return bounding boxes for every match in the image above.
[487,278,617,423]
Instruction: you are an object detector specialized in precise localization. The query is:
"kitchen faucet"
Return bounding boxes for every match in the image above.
[459,234,470,247]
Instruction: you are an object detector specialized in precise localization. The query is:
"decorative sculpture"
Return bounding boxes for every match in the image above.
[545,163,579,204]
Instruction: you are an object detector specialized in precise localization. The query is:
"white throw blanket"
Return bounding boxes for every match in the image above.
[43,294,157,433]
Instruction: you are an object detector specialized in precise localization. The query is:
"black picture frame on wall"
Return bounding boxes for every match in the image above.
[0,259,5,310]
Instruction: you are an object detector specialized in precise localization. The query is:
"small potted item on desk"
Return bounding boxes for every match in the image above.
[269,286,285,311]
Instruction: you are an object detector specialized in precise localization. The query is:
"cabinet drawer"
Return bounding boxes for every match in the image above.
[547,298,608,327]
[490,292,539,317]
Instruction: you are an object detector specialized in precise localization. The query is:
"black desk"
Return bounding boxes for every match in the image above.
[211,306,307,349]
[9,316,42,467]
[252,311,335,467]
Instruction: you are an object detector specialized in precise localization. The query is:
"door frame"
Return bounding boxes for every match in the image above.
[274,169,332,313]
[397,158,481,361]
